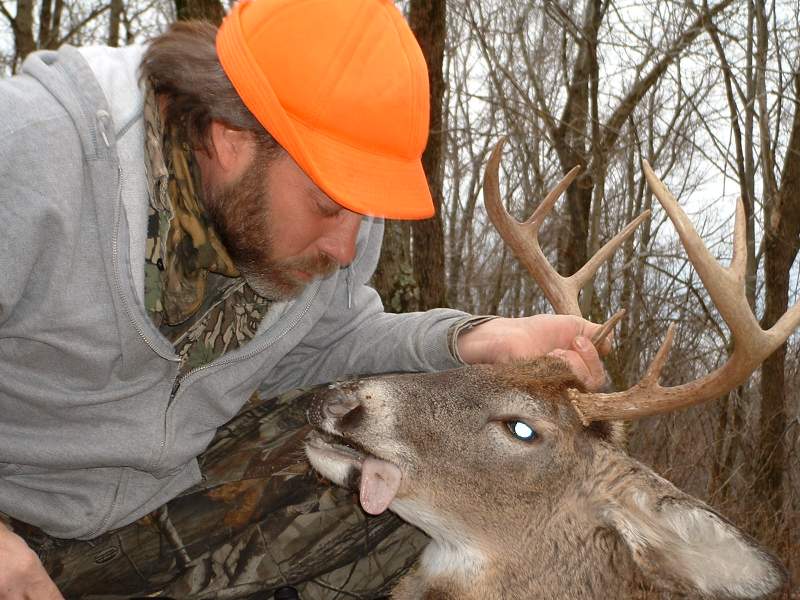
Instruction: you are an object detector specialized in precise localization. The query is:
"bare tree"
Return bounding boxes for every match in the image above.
[374,0,449,311]
[758,66,800,535]
[0,1,125,71]
[108,0,123,46]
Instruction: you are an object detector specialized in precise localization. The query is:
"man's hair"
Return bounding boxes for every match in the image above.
[140,20,279,155]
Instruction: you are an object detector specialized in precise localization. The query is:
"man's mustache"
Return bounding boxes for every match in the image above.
[280,252,339,279]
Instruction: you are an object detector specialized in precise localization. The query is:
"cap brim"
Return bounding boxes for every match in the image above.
[289,117,434,219]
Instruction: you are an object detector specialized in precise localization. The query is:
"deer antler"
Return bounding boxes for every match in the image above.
[485,140,800,424]
[484,140,650,316]
[567,161,800,424]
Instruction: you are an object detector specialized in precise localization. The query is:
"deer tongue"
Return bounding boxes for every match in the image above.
[359,456,402,515]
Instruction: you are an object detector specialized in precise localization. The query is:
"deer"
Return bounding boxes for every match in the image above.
[304,142,795,599]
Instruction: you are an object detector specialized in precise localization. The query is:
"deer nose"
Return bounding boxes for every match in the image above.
[307,381,363,424]
[323,390,361,418]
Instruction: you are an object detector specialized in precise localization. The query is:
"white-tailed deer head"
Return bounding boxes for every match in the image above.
[305,142,792,599]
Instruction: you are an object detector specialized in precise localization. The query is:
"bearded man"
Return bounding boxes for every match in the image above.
[0,0,609,597]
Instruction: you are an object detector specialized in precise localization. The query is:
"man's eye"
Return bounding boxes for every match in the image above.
[506,420,537,442]
[315,199,341,217]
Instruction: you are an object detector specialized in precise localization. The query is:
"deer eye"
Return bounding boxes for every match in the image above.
[506,420,537,442]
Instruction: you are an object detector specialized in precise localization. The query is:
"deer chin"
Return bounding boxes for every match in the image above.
[305,431,402,516]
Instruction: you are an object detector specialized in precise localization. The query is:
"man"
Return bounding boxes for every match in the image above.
[0,0,609,597]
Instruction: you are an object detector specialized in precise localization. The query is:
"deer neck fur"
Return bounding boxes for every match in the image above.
[390,466,644,599]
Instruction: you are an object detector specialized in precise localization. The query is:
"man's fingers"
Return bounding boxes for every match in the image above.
[0,522,65,600]
[572,335,608,389]
[30,575,66,600]
[12,555,65,600]
[548,336,608,391]
[580,321,613,355]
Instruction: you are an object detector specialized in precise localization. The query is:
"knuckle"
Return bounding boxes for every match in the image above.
[17,546,42,572]
[2,546,42,579]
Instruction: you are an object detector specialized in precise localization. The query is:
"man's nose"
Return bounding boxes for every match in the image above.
[318,211,362,266]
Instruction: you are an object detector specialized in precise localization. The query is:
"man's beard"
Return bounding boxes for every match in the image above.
[202,151,338,301]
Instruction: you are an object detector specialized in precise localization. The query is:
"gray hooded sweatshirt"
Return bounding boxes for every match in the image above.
[0,45,469,539]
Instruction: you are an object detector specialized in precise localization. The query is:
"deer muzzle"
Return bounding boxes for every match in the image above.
[305,380,403,516]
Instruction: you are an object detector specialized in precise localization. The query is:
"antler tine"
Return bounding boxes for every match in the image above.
[568,162,800,424]
[570,325,677,426]
[484,139,650,322]
[642,161,759,341]
[570,210,651,291]
[483,139,582,315]
[591,309,627,347]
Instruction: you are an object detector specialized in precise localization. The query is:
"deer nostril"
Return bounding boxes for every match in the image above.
[323,392,361,419]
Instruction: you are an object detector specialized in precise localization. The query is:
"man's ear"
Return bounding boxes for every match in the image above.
[207,121,255,175]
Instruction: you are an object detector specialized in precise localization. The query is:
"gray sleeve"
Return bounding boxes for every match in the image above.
[260,282,472,397]
[258,217,475,396]
[0,122,69,329]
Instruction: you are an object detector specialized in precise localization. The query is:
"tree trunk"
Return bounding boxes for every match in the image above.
[34,0,62,50]
[408,0,448,309]
[372,221,420,313]
[51,0,62,47]
[12,0,36,70]
[703,0,757,506]
[175,0,224,25]
[756,69,800,530]
[108,0,123,47]
[552,0,597,278]
[37,0,52,50]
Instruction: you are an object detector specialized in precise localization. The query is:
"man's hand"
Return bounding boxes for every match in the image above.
[0,521,64,600]
[456,314,610,391]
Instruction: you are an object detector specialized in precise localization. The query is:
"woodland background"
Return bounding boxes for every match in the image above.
[1,0,799,593]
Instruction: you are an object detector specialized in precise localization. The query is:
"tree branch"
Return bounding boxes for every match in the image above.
[56,4,111,47]
[600,0,735,158]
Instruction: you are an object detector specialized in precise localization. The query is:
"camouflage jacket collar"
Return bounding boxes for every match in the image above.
[142,82,239,326]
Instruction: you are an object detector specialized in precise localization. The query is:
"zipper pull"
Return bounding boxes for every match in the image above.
[170,377,181,399]
[96,109,111,148]
[345,266,353,309]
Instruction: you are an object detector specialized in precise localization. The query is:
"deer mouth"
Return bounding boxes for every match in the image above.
[305,430,402,515]
[305,430,366,470]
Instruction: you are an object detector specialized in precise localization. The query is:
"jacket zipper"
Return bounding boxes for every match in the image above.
[346,265,353,309]
[101,115,180,537]
[112,165,181,363]
[167,291,316,401]
[109,127,320,468]
[153,287,318,473]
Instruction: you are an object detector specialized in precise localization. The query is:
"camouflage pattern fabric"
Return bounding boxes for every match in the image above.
[11,388,429,599]
[162,275,272,376]
[142,83,271,374]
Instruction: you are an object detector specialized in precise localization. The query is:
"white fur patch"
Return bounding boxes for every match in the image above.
[391,497,485,579]
[612,492,784,599]
[659,504,783,598]
[305,444,354,487]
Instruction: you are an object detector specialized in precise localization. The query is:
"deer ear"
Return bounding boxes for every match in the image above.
[601,471,786,599]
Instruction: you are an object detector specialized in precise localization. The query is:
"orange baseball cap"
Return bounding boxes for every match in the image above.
[216,0,434,220]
